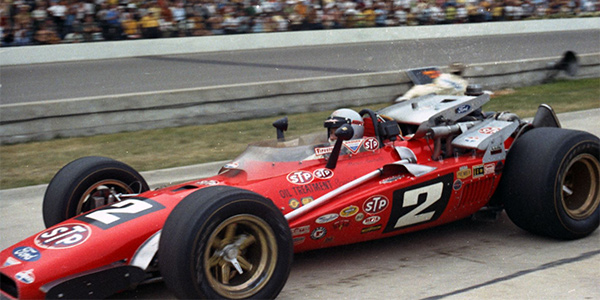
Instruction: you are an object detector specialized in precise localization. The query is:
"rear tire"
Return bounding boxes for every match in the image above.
[43,156,149,228]
[499,128,600,239]
[159,186,293,299]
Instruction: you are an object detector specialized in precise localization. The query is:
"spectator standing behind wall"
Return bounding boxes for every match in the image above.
[140,11,160,38]
[47,0,67,38]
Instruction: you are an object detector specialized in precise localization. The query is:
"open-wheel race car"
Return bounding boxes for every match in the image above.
[1,86,599,299]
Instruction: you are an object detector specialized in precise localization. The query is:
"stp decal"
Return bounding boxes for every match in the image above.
[363,195,389,214]
[313,168,334,180]
[287,171,314,185]
[384,173,453,233]
[363,137,380,151]
[478,127,501,134]
[12,246,41,262]
[35,224,92,249]
[77,198,165,230]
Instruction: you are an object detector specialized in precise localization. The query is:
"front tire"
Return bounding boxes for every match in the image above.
[159,186,293,299]
[43,156,149,228]
[499,128,600,239]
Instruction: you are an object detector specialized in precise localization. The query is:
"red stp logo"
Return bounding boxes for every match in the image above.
[34,223,91,249]
[287,171,314,185]
[363,195,389,214]
[313,168,334,180]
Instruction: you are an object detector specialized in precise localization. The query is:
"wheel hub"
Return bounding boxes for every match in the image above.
[561,153,600,220]
[202,215,277,299]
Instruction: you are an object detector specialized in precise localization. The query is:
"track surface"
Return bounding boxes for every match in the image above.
[1,110,598,299]
[2,30,599,105]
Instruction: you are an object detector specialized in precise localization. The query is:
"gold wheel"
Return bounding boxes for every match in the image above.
[201,214,278,299]
[76,179,135,214]
[561,153,600,220]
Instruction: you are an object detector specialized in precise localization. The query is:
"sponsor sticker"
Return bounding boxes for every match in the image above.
[363,195,389,214]
[315,146,333,156]
[289,198,300,210]
[15,269,35,284]
[457,166,471,179]
[223,161,239,169]
[355,213,365,222]
[291,225,310,236]
[484,163,495,175]
[333,219,350,230]
[313,168,334,180]
[478,127,501,135]
[293,236,305,245]
[301,197,314,205]
[196,180,220,186]
[12,246,41,262]
[380,175,404,184]
[362,215,381,226]
[363,137,379,151]
[473,164,485,178]
[2,257,22,268]
[340,205,359,218]
[455,104,471,114]
[343,139,364,154]
[34,224,91,249]
[311,227,327,240]
[361,225,382,234]
[464,136,479,143]
[453,179,463,191]
[316,213,339,224]
[287,171,314,185]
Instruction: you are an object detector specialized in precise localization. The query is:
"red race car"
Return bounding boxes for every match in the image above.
[2,88,599,299]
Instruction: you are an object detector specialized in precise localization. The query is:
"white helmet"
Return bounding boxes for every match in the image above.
[324,108,364,140]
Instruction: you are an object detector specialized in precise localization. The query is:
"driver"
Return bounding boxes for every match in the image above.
[324,108,364,142]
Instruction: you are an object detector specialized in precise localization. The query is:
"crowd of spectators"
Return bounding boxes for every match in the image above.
[1,0,598,46]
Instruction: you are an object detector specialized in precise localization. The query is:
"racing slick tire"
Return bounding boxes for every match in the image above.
[43,156,149,228]
[159,186,293,299]
[499,127,600,239]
